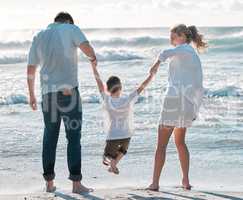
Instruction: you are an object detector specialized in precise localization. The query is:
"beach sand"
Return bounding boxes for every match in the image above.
[1,187,243,200]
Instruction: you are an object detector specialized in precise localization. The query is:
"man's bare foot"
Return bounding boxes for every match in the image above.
[146,183,159,192]
[182,178,192,190]
[72,182,93,194]
[46,181,56,193]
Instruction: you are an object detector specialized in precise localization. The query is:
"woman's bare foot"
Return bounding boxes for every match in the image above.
[46,181,56,193]
[182,178,192,190]
[146,183,159,191]
[72,182,93,194]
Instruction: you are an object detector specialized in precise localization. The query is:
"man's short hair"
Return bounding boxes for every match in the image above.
[106,76,122,94]
[54,12,74,24]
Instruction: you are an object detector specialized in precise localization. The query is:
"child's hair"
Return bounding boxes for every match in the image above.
[171,24,207,52]
[106,76,122,94]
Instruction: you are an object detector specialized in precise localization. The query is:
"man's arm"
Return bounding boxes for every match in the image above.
[79,42,96,62]
[27,65,37,110]
[137,60,161,94]
[91,62,104,93]
[79,41,103,91]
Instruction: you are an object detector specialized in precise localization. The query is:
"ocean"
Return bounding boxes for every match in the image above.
[0,27,243,194]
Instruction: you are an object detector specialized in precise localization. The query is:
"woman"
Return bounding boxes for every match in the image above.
[147,24,207,191]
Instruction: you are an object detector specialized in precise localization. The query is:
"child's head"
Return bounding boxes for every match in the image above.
[170,24,207,52]
[106,76,122,95]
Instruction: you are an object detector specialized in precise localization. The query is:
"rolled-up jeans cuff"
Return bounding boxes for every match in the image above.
[69,174,82,181]
[43,173,55,181]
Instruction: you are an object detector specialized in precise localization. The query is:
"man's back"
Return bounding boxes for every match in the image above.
[28,23,88,94]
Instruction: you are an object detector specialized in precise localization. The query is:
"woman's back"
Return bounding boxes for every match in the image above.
[166,44,203,90]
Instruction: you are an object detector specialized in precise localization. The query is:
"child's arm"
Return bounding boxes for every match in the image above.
[137,60,160,94]
[91,61,105,93]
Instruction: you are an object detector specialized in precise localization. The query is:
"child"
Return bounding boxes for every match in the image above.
[91,61,160,174]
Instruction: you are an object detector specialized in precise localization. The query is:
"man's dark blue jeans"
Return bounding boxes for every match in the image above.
[41,87,82,181]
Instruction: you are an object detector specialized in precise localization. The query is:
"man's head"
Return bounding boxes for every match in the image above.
[106,76,122,95]
[54,12,74,24]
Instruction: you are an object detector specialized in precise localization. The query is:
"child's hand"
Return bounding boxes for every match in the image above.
[91,59,97,68]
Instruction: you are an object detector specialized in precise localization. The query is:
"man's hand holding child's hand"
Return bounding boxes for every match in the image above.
[90,56,97,69]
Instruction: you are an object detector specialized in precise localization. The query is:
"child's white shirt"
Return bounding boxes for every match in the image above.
[101,90,138,140]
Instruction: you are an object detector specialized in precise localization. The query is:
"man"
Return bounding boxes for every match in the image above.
[27,12,97,193]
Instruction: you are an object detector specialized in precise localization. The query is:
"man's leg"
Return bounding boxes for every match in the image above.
[60,88,92,193]
[42,93,61,192]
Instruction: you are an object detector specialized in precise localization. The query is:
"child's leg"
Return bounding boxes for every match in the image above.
[109,153,123,174]
[103,156,110,166]
[110,138,130,173]
[110,152,124,168]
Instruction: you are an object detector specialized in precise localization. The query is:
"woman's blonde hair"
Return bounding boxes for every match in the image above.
[171,24,208,52]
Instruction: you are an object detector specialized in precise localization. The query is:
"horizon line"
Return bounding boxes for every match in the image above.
[0,25,243,31]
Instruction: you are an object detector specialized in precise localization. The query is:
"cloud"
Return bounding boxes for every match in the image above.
[0,0,243,29]
[152,0,243,13]
[167,0,199,10]
[230,0,243,11]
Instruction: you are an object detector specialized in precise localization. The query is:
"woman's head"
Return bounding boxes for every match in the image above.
[170,24,207,52]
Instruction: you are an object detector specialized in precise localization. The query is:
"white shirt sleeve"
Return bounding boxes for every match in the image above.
[100,92,109,102]
[28,35,40,66]
[158,46,187,62]
[72,26,88,47]
[127,90,139,104]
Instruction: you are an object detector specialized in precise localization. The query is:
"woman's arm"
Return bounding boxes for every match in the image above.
[159,46,186,62]
[91,61,105,93]
[137,60,160,94]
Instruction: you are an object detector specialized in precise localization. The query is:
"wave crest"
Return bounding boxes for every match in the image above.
[205,86,242,97]
[96,50,143,61]
[0,94,28,105]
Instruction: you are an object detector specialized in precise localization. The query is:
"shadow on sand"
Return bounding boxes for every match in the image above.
[202,191,243,200]
[51,190,243,200]
[54,191,104,200]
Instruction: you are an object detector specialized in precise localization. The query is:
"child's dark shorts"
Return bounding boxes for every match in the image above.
[104,138,131,159]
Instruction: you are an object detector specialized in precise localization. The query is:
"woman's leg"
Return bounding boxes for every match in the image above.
[148,125,174,190]
[174,127,191,190]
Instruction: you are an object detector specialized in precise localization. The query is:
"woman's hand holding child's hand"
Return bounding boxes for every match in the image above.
[149,65,158,75]
[149,60,160,75]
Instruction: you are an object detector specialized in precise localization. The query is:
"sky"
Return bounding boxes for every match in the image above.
[0,0,243,29]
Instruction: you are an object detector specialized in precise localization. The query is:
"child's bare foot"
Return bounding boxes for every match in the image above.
[108,166,119,174]
[146,183,159,191]
[110,159,119,174]
[46,181,56,193]
[182,178,192,190]
[103,157,110,166]
[72,182,93,194]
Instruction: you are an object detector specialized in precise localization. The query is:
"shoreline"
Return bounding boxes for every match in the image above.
[1,187,243,200]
